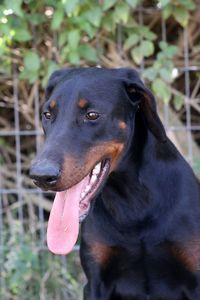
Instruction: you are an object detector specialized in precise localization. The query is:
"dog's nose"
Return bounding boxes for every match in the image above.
[30,162,60,188]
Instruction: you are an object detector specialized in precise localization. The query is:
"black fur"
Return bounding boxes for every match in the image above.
[31,68,200,300]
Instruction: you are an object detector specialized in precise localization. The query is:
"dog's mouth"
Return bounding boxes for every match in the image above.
[47,158,110,255]
[78,159,110,222]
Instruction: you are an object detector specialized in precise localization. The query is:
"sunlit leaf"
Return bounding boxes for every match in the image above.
[143,67,157,81]
[64,0,79,15]
[159,67,172,82]
[152,78,171,103]
[13,28,32,42]
[114,3,129,24]
[162,4,173,19]
[173,6,189,27]
[140,40,154,57]
[102,0,117,11]
[160,0,170,7]
[68,30,80,49]
[51,5,64,30]
[125,0,139,8]
[173,94,184,110]
[5,0,23,17]
[68,51,80,64]
[78,44,98,62]
[24,51,40,72]
[124,34,139,50]
[131,46,143,64]
[84,7,102,27]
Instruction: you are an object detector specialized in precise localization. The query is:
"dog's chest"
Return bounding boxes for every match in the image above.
[85,240,200,299]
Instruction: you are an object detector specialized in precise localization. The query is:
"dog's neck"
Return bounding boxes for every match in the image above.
[99,111,177,233]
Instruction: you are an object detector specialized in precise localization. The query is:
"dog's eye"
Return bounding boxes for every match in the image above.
[43,111,51,120]
[86,112,100,121]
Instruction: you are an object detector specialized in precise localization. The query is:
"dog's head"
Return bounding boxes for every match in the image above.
[30,68,166,255]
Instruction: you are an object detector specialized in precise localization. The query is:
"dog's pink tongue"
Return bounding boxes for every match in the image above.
[47,175,89,255]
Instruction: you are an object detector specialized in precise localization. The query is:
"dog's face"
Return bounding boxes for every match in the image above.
[30,68,166,254]
[32,70,134,186]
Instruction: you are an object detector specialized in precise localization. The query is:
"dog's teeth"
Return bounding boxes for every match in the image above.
[85,185,91,193]
[90,174,97,184]
[81,191,86,199]
[93,162,101,175]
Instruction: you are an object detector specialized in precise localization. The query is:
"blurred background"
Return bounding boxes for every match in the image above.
[0,0,200,299]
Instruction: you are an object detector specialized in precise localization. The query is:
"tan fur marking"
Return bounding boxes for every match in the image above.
[78,98,88,109]
[169,238,200,272]
[56,141,124,190]
[49,100,56,109]
[118,121,127,130]
[91,242,117,267]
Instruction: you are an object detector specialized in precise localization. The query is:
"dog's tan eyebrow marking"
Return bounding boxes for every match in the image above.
[78,98,88,109]
[118,121,127,130]
[49,100,56,109]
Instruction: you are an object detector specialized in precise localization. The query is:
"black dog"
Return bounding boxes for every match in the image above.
[30,68,200,299]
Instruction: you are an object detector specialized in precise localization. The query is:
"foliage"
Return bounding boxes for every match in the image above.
[160,0,196,27]
[0,1,199,298]
[1,224,83,300]
[0,0,197,102]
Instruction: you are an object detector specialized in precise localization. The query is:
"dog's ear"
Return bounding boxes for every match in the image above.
[45,69,69,99]
[125,78,167,142]
[45,68,85,99]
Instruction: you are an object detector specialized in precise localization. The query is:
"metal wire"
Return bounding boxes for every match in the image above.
[0,6,199,299]
[13,69,24,234]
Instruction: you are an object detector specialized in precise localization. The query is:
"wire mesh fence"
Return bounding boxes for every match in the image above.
[0,4,200,300]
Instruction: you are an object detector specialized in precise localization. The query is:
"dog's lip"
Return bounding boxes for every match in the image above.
[41,157,111,193]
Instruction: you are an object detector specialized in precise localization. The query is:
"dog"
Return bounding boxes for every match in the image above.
[30,68,200,299]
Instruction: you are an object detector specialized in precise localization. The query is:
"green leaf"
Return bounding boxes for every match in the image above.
[64,0,79,15]
[137,26,157,41]
[143,67,157,81]
[102,13,116,32]
[162,4,173,19]
[173,94,184,110]
[68,30,80,49]
[68,51,80,64]
[173,6,189,27]
[58,32,68,47]
[159,41,168,50]
[24,51,40,72]
[181,0,196,10]
[51,6,64,30]
[102,0,117,11]
[20,69,38,83]
[82,22,96,39]
[143,30,157,41]
[124,34,139,50]
[13,28,32,42]
[125,0,139,8]
[160,0,170,7]
[152,78,171,103]
[164,45,178,58]
[114,3,129,24]
[159,67,172,82]
[139,40,154,57]
[42,60,58,87]
[131,46,143,64]
[28,13,46,25]
[154,60,162,71]
[5,0,23,17]
[78,44,98,62]
[84,7,102,27]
